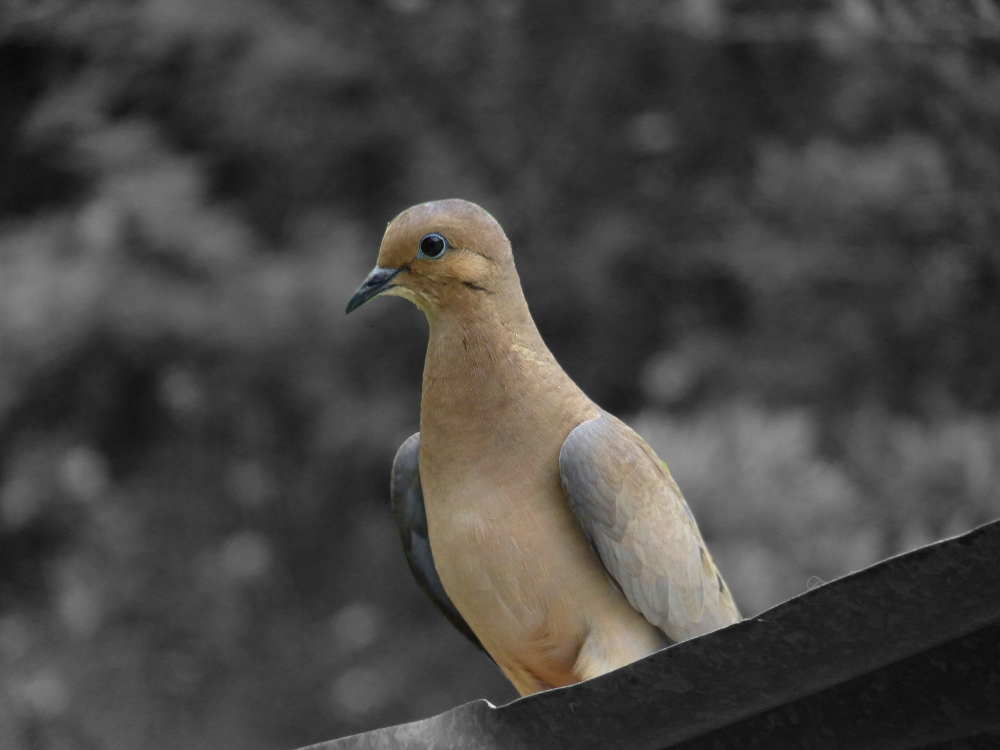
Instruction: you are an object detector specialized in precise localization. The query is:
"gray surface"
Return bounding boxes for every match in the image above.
[299,518,1000,750]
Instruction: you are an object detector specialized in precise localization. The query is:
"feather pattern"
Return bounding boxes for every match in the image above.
[559,414,741,641]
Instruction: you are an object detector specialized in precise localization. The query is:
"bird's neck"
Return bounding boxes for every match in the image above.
[419,291,593,456]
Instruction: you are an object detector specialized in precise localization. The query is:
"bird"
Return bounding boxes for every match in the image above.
[346,199,740,696]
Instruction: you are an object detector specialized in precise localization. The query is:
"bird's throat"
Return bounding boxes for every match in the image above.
[418,309,596,492]
[421,312,547,431]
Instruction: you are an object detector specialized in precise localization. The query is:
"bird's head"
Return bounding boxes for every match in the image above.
[346,199,516,318]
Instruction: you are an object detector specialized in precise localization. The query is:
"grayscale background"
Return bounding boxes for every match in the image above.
[1,1,999,748]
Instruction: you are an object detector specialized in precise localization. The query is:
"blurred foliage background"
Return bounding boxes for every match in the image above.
[1,0,1000,747]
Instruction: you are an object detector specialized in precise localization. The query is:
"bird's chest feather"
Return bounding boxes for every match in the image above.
[421,462,570,611]
[416,332,607,679]
[419,455,610,679]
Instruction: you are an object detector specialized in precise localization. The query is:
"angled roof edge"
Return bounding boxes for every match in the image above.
[302,518,1000,750]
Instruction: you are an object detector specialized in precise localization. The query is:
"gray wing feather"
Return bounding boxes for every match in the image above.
[559,414,741,642]
[391,433,489,655]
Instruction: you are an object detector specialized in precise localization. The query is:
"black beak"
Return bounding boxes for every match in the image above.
[346,265,406,314]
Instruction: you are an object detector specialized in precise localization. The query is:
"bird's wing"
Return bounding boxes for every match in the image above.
[559,414,741,642]
[391,433,489,655]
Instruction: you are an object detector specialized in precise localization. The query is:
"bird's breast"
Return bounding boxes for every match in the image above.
[416,335,664,691]
[422,471,595,676]
[420,449,663,691]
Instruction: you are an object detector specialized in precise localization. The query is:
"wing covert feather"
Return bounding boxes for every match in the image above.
[559,415,741,642]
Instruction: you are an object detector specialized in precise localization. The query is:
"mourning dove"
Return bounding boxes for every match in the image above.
[347,199,740,696]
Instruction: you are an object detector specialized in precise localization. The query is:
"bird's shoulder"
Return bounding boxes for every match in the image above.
[391,432,424,532]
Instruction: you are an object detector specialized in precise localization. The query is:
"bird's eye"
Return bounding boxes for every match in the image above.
[418,233,447,259]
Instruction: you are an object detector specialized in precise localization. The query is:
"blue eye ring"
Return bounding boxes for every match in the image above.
[418,233,448,259]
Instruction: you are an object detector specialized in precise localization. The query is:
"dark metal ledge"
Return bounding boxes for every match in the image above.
[301,518,1000,750]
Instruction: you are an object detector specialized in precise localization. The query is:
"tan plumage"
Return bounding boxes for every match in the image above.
[347,199,740,696]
